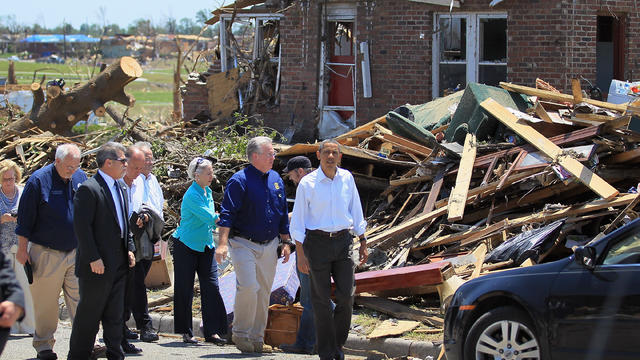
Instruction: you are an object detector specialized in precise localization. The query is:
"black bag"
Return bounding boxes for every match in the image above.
[24,262,33,284]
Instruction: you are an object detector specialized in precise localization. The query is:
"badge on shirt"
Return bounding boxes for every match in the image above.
[274,182,280,190]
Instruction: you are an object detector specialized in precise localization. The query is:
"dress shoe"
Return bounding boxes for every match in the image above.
[204,334,227,346]
[253,342,273,353]
[140,330,159,342]
[36,350,58,360]
[182,333,198,344]
[280,343,314,354]
[124,327,138,340]
[334,347,345,360]
[91,344,107,359]
[231,334,254,352]
[122,341,143,354]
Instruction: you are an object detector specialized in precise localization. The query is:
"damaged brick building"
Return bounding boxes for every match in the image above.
[182,0,640,142]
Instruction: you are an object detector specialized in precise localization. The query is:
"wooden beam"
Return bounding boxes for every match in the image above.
[480,98,619,200]
[500,82,627,113]
[335,115,387,141]
[390,175,433,187]
[448,133,477,221]
[423,168,446,214]
[607,148,640,164]
[354,294,443,327]
[496,150,527,191]
[350,261,450,294]
[381,133,433,157]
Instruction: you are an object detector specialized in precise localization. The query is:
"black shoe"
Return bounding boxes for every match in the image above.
[280,343,314,354]
[182,333,198,344]
[204,334,227,346]
[124,327,139,340]
[122,341,143,354]
[140,330,159,342]
[90,344,106,359]
[334,347,345,360]
[36,350,58,360]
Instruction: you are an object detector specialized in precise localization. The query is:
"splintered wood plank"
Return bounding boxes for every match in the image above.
[470,243,488,279]
[571,78,583,103]
[381,133,433,156]
[423,168,446,214]
[351,261,450,294]
[500,82,627,113]
[368,319,420,338]
[335,115,386,141]
[448,133,477,221]
[534,101,553,123]
[480,98,619,200]
[355,294,444,327]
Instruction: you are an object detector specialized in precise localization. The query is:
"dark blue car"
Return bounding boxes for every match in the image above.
[444,218,640,360]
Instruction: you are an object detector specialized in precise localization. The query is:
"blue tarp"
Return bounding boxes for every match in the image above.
[20,34,100,43]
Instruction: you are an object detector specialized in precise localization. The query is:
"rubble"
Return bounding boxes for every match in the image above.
[2,68,640,340]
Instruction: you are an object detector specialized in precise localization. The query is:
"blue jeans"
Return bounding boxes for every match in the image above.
[295,266,335,351]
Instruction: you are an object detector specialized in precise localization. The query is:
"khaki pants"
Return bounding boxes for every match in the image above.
[29,243,79,352]
[228,236,278,342]
[6,245,35,335]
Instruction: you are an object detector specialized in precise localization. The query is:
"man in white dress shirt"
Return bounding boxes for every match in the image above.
[289,139,368,360]
[126,142,164,343]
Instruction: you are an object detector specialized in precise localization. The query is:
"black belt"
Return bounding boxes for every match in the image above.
[306,229,350,238]
[231,229,271,244]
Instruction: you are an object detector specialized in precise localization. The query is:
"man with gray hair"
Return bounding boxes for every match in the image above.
[126,141,163,342]
[16,143,87,360]
[68,142,136,360]
[216,136,292,353]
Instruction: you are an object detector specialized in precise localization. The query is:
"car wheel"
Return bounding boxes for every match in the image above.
[464,306,542,360]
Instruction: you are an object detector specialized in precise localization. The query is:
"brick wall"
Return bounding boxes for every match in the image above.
[184,0,640,141]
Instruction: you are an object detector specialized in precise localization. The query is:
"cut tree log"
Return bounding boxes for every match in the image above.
[4,57,142,136]
[480,98,619,200]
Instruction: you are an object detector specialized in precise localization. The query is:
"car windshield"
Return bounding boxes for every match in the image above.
[603,231,640,265]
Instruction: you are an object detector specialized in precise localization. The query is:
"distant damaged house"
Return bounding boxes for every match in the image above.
[181,0,640,142]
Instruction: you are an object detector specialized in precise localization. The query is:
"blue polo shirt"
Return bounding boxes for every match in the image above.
[15,163,87,251]
[219,164,289,243]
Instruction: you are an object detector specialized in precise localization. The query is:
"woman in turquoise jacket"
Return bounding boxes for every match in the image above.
[172,157,227,345]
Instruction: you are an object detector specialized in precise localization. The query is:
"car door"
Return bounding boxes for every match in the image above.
[547,228,640,360]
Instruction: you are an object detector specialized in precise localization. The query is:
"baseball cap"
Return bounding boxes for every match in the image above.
[283,156,312,173]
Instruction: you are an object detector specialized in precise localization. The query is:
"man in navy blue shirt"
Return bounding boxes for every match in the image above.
[15,144,87,360]
[215,136,292,354]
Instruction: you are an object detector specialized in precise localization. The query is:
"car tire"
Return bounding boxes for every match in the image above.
[464,306,542,360]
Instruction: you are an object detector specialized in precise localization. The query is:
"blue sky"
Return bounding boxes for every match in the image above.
[5,0,226,29]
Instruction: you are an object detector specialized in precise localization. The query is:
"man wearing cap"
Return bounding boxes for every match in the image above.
[280,156,317,355]
[290,139,368,360]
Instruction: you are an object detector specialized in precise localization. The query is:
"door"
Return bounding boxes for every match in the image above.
[597,15,625,98]
[548,229,640,359]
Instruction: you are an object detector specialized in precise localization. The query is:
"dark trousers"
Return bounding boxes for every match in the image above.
[0,327,8,355]
[303,231,355,360]
[173,240,227,338]
[124,259,152,332]
[68,264,127,360]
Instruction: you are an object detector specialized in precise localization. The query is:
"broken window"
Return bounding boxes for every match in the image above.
[433,13,507,97]
[318,2,357,139]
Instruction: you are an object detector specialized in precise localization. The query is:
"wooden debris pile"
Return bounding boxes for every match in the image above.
[277,80,640,326]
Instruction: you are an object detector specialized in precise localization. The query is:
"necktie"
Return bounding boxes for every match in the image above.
[114,182,126,238]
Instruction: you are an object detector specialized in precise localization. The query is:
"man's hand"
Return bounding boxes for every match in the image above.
[90,259,105,274]
[296,241,309,274]
[214,244,228,265]
[16,236,29,265]
[0,301,23,328]
[281,244,291,263]
[136,213,149,228]
[358,239,368,265]
[128,251,135,268]
[1,213,15,224]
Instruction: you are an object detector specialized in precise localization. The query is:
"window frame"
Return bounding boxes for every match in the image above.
[432,12,508,97]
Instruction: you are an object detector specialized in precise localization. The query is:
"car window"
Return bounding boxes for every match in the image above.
[602,232,640,265]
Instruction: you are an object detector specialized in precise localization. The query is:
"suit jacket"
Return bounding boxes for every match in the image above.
[73,172,135,278]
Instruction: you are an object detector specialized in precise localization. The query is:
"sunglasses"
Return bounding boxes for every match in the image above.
[111,157,128,164]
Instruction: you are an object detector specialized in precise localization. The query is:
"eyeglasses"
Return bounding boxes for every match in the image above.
[1,177,15,182]
[111,157,128,164]
[262,151,277,158]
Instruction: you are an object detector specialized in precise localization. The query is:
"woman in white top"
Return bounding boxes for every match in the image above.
[0,159,35,335]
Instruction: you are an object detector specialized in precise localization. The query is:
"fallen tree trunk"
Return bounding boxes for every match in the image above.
[5,56,142,136]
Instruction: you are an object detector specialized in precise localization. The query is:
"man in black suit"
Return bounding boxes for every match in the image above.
[67,142,136,360]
